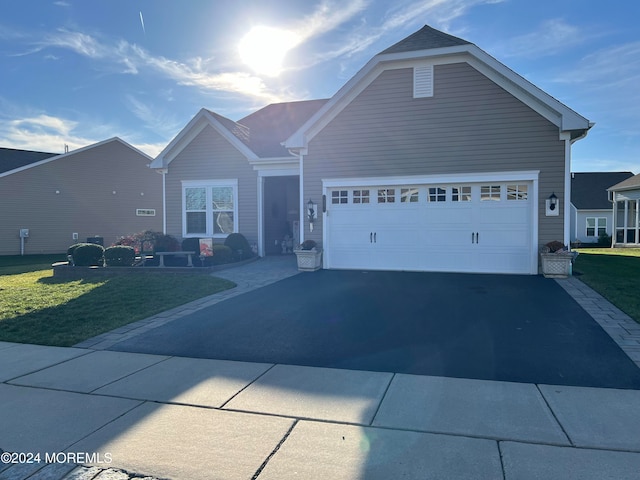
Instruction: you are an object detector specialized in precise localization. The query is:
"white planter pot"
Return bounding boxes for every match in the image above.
[540,253,573,278]
[294,248,322,271]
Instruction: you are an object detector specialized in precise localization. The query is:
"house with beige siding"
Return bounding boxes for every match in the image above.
[152,25,592,274]
[0,138,163,255]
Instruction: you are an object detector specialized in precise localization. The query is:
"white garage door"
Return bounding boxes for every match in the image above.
[325,181,534,274]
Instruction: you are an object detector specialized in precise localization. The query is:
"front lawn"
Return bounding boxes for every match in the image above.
[0,256,235,346]
[574,248,640,323]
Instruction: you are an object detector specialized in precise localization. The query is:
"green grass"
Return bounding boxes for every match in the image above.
[0,254,67,275]
[574,248,640,323]
[0,255,235,346]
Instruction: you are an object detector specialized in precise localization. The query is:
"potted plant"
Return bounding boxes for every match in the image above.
[294,239,322,271]
[540,241,578,278]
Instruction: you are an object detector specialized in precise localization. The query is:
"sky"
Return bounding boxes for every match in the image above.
[0,1,638,173]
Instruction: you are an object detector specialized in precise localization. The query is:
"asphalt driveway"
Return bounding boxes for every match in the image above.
[110,270,640,389]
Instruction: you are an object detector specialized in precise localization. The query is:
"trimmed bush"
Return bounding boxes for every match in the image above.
[72,243,105,266]
[181,237,200,253]
[104,246,136,266]
[224,233,252,260]
[153,234,180,253]
[212,245,233,265]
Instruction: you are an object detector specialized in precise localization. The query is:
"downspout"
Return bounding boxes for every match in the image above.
[562,133,572,250]
[564,124,594,250]
[158,168,168,234]
[299,149,304,245]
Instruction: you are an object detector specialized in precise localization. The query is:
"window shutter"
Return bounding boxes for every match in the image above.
[413,64,434,98]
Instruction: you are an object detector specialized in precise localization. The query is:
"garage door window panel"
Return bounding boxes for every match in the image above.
[378,188,396,203]
[353,190,370,204]
[332,190,349,204]
[481,185,501,201]
[452,186,472,202]
[428,187,446,202]
[401,188,419,203]
[507,184,528,201]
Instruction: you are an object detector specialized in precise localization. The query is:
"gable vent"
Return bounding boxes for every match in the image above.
[413,64,434,98]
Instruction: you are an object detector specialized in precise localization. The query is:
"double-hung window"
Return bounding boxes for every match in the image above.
[586,217,606,238]
[183,180,238,237]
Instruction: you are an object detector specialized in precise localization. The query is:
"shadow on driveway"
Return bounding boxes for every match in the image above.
[110,270,640,389]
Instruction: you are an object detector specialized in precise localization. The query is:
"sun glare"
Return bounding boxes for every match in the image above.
[239,26,300,77]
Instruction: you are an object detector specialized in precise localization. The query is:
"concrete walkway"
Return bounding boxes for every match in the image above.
[2,257,640,479]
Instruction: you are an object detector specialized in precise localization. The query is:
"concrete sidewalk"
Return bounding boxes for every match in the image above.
[2,257,640,479]
[2,341,640,480]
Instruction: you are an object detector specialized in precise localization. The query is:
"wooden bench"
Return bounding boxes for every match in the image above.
[155,251,196,268]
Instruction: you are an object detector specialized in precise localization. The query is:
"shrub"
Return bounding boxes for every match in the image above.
[181,237,200,253]
[598,232,611,247]
[224,233,252,260]
[72,243,105,266]
[212,245,233,265]
[152,233,180,253]
[104,246,136,266]
[300,239,317,250]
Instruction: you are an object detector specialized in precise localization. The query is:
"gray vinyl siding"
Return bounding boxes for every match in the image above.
[164,125,258,246]
[0,140,162,255]
[303,62,566,249]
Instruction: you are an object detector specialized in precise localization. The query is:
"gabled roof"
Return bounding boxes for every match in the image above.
[608,172,640,192]
[152,100,329,167]
[286,24,592,149]
[0,137,153,179]
[380,25,470,54]
[571,172,634,209]
[0,147,58,174]
[239,99,329,157]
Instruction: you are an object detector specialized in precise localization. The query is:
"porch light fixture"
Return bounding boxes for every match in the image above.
[307,199,317,232]
[549,192,558,211]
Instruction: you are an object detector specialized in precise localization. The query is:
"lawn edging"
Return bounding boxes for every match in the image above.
[52,256,259,279]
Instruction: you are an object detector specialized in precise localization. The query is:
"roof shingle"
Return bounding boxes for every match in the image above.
[0,147,58,174]
[380,25,471,55]
[571,172,634,209]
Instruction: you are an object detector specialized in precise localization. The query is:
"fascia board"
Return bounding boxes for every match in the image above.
[152,109,259,169]
[286,44,590,150]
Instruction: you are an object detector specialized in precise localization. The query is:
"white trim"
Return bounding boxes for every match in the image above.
[322,170,540,188]
[152,109,258,169]
[561,132,572,248]
[257,176,264,257]
[285,44,591,150]
[299,151,305,244]
[322,171,540,274]
[181,179,239,238]
[0,137,153,179]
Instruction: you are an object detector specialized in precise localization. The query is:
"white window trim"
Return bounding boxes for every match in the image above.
[586,216,607,238]
[182,179,239,238]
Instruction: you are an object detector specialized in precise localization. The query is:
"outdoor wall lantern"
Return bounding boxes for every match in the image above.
[545,192,559,216]
[307,199,317,232]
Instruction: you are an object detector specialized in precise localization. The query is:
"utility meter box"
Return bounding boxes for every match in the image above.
[19,229,29,238]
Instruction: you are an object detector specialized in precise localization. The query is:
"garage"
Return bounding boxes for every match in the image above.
[323,174,538,274]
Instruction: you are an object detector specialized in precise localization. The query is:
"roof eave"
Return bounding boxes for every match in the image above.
[285,43,592,150]
[151,109,259,168]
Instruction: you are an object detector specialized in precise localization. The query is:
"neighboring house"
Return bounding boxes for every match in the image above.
[0,138,163,255]
[151,25,592,274]
[569,172,634,245]
[608,173,640,246]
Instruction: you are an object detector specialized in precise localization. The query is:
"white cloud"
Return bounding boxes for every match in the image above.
[294,0,369,41]
[499,19,587,59]
[0,114,93,153]
[124,95,183,138]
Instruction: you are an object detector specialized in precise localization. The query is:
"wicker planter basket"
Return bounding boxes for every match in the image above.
[294,248,323,272]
